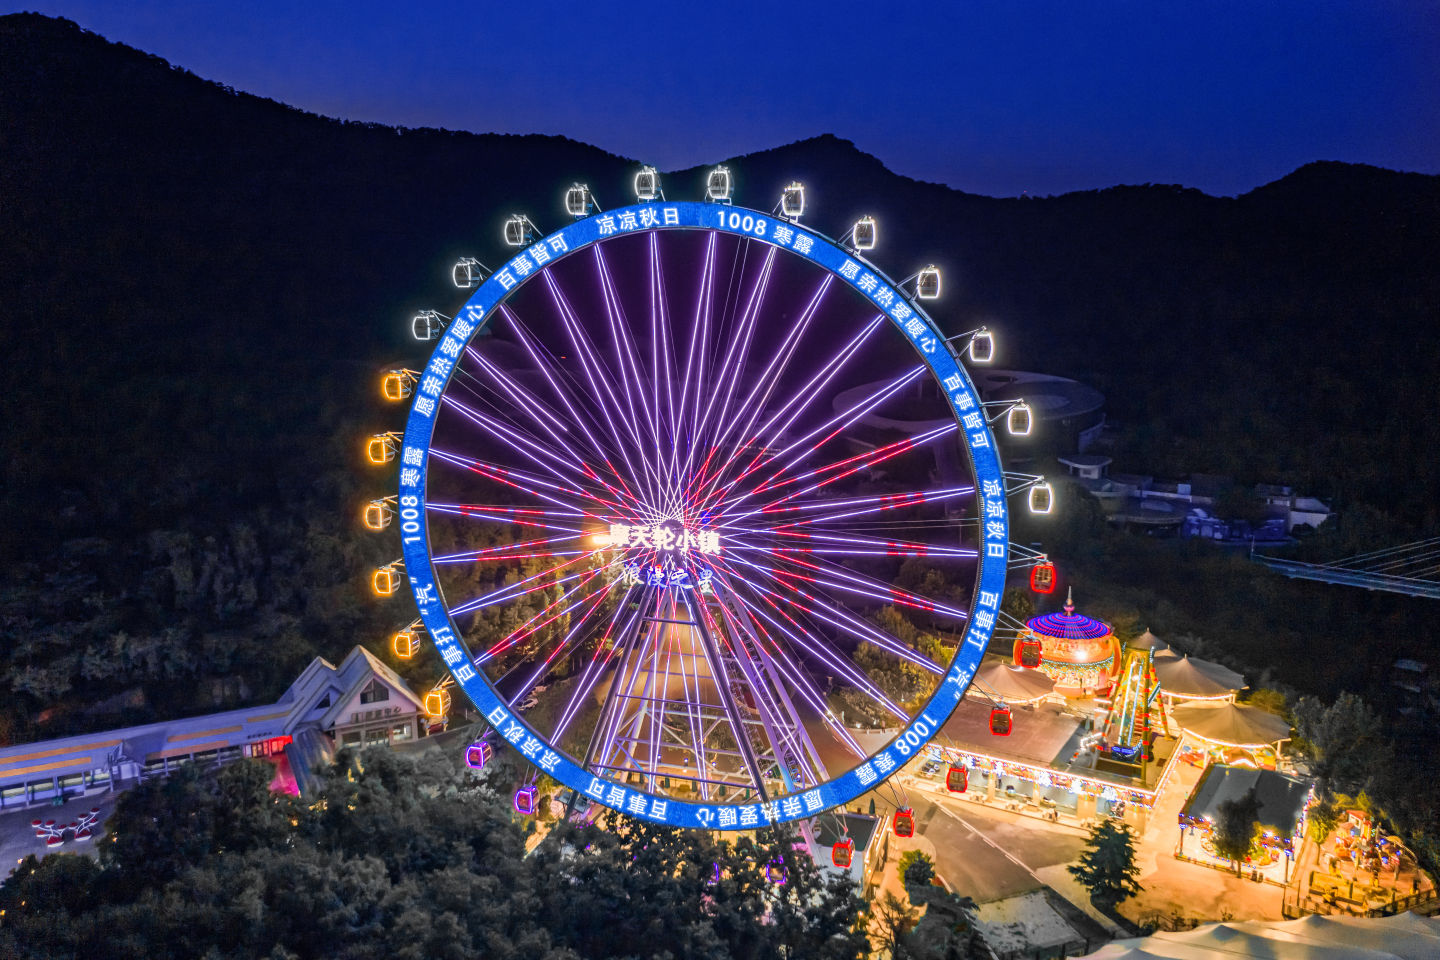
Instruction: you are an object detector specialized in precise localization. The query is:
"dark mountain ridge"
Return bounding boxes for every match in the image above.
[1,13,1438,738]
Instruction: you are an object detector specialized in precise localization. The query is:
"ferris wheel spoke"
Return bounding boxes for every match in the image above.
[448,555,600,617]
[541,269,663,503]
[645,232,686,498]
[474,568,613,667]
[553,586,645,742]
[693,244,777,467]
[428,448,622,520]
[687,313,885,507]
[721,554,945,674]
[701,365,927,517]
[439,394,613,503]
[501,579,621,705]
[592,245,671,508]
[427,502,590,536]
[432,533,587,564]
[716,574,910,723]
[755,485,975,529]
[461,345,582,453]
[767,550,972,622]
[701,272,835,487]
[499,305,637,479]
[676,231,718,486]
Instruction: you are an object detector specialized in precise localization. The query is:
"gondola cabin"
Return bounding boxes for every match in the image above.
[706,165,732,202]
[371,565,401,596]
[366,434,397,465]
[464,741,492,771]
[852,216,877,250]
[766,858,788,884]
[1030,560,1056,594]
[634,166,660,201]
[831,838,854,869]
[1028,482,1054,515]
[423,687,451,720]
[990,706,1012,736]
[513,784,538,816]
[780,182,805,220]
[392,627,420,659]
[503,215,532,247]
[565,184,591,218]
[892,807,915,838]
[916,265,941,300]
[1007,401,1033,437]
[968,329,994,363]
[1017,638,1043,669]
[363,499,393,531]
[380,370,414,402]
[946,763,968,793]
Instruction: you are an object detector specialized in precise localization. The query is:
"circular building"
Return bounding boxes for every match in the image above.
[1023,590,1121,696]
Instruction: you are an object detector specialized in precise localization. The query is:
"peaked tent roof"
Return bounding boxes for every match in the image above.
[974,660,1057,703]
[1172,700,1289,746]
[1079,913,1440,960]
[1181,765,1312,835]
[1156,655,1244,698]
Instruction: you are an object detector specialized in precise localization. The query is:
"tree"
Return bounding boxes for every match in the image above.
[1295,693,1391,795]
[871,892,920,960]
[1212,788,1264,872]
[1308,794,1343,845]
[1068,819,1142,909]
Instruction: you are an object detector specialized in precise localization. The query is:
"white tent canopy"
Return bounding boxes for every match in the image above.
[1079,914,1440,960]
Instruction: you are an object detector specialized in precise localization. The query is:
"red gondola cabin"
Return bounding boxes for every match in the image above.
[1017,637,1043,669]
[893,807,915,837]
[946,763,968,793]
[990,706,1013,736]
[832,838,854,869]
[1030,561,1056,594]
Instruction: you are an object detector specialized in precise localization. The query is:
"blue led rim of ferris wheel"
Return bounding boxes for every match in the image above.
[397,201,1009,829]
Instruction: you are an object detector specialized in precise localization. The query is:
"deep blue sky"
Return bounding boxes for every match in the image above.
[13,1,1439,196]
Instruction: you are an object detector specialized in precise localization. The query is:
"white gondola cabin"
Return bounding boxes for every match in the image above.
[412,310,445,341]
[916,265,941,300]
[452,258,485,289]
[503,215,533,247]
[706,165,732,202]
[1028,481,1054,515]
[634,166,660,201]
[565,183,591,218]
[852,216,877,250]
[1006,401,1032,436]
[780,181,805,220]
[968,329,995,363]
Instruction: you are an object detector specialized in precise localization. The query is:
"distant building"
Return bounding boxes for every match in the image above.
[0,646,425,811]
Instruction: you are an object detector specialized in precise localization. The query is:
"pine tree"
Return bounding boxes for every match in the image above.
[1068,818,1142,909]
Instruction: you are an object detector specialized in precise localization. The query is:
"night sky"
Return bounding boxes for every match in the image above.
[9,0,1439,197]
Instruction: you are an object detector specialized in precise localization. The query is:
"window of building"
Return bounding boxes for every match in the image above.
[359,680,389,705]
[316,693,331,709]
[341,731,362,747]
[365,728,388,745]
[392,723,412,742]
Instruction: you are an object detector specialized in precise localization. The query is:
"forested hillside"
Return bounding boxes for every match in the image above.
[2,13,1438,746]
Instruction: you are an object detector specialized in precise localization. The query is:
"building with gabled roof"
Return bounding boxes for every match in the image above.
[0,646,425,812]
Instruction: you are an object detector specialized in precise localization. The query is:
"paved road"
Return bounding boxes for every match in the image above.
[911,795,1089,904]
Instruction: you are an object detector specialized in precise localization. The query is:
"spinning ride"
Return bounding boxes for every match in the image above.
[367,172,1052,829]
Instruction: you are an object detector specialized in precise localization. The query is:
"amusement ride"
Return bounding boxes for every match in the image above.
[362,166,1058,834]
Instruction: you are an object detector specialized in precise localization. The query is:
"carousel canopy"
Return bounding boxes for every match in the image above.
[1156,655,1244,698]
[1079,913,1440,960]
[974,660,1057,703]
[1172,700,1290,747]
[1027,590,1111,640]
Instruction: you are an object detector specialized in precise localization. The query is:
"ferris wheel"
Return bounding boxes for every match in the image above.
[363,167,1054,831]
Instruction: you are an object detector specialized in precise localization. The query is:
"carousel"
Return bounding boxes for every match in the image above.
[1021,589,1121,697]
